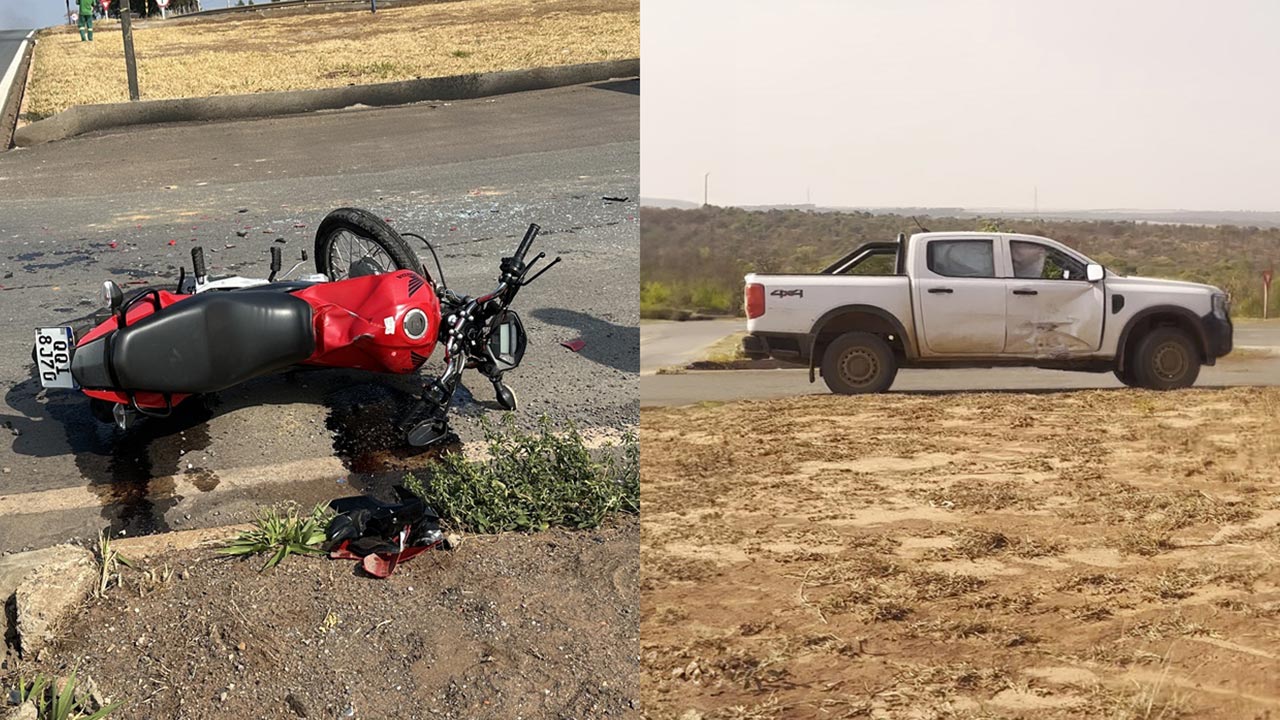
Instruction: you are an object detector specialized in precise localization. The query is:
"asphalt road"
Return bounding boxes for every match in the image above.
[0,29,28,69]
[641,359,1280,407]
[0,80,639,552]
[640,318,740,374]
[640,316,1280,407]
[0,28,31,110]
[1234,319,1280,348]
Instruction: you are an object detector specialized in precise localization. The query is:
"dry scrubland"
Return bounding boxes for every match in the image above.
[25,0,638,117]
[642,388,1280,719]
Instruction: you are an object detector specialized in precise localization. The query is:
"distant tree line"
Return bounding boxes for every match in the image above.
[640,206,1280,318]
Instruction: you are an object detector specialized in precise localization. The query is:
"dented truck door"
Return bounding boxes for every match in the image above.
[1002,238,1104,356]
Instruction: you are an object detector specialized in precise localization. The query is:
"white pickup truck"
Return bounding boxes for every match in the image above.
[743,231,1232,393]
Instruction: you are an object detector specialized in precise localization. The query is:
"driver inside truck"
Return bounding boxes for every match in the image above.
[1011,242,1047,279]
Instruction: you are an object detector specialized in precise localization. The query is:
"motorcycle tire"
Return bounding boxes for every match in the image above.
[315,208,426,281]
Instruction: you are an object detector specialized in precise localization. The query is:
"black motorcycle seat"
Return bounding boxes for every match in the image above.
[73,291,315,394]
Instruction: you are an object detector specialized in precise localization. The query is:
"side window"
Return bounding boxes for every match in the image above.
[926,240,995,278]
[1010,241,1086,280]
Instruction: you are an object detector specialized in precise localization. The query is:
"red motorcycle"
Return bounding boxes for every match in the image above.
[32,208,559,447]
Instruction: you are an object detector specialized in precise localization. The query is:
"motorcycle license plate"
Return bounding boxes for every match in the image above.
[35,327,77,389]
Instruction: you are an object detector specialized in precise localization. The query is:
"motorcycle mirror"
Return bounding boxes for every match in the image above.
[101,280,124,312]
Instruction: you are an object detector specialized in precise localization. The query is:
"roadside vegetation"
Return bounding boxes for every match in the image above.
[9,671,119,720]
[404,415,639,533]
[219,502,330,570]
[25,0,639,117]
[640,206,1280,318]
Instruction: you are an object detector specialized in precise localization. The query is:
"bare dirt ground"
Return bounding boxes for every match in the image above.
[641,388,1280,719]
[4,515,638,719]
[26,0,638,116]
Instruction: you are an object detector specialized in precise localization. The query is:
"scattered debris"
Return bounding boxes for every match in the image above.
[561,338,587,352]
[602,196,629,203]
[235,231,248,238]
[325,487,445,578]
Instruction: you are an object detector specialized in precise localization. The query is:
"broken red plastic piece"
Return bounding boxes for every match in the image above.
[167,239,177,246]
[561,338,586,352]
[328,532,442,578]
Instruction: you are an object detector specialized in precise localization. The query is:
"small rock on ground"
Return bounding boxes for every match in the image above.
[14,545,96,658]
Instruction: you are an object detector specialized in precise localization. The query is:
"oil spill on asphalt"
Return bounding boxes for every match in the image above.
[79,401,216,537]
[23,252,96,274]
[324,384,462,477]
[29,387,218,538]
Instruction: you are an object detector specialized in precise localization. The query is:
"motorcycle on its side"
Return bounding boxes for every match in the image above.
[32,208,560,447]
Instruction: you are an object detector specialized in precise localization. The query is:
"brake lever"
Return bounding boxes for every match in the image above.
[521,255,561,286]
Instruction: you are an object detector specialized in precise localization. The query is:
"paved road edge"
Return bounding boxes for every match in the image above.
[1,30,35,150]
[13,57,639,147]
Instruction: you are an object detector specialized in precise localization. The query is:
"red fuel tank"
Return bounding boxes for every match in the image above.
[294,271,441,374]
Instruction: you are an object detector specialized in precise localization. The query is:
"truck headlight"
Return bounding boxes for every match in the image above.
[1212,293,1230,317]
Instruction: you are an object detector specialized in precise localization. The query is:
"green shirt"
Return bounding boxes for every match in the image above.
[79,0,94,15]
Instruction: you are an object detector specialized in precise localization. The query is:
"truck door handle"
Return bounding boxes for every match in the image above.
[1012,289,1039,296]
[927,287,953,294]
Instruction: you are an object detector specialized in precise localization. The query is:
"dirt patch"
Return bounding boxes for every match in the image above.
[641,388,1280,719]
[3,516,639,719]
[26,0,638,116]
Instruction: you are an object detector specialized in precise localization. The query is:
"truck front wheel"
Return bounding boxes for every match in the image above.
[821,332,898,394]
[1131,327,1201,390]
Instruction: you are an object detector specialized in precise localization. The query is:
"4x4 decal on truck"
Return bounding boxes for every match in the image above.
[770,288,804,298]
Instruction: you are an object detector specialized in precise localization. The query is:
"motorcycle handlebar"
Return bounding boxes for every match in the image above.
[513,223,540,262]
[191,247,207,279]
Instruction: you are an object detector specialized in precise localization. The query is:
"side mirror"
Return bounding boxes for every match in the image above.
[1086,263,1104,282]
[101,280,123,312]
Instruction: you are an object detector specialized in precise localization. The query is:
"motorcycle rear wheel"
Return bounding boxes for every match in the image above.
[314,208,426,281]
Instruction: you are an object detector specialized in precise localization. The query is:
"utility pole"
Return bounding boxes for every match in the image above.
[120,0,140,100]
[65,0,73,25]
[703,172,710,207]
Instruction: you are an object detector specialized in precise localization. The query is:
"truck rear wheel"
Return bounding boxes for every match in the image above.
[821,332,897,394]
[1132,327,1200,390]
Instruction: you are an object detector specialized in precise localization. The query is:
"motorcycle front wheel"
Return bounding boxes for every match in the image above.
[314,208,427,281]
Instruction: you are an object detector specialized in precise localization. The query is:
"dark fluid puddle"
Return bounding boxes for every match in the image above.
[324,384,461,478]
[36,389,217,538]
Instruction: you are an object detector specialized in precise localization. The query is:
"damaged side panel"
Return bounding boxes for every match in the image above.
[1003,282,1104,357]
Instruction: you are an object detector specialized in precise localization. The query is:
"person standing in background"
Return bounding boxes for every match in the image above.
[78,0,94,41]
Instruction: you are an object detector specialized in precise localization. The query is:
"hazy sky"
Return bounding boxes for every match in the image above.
[641,0,1280,211]
[0,0,69,31]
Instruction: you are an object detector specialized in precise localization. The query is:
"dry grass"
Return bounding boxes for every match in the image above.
[25,0,638,117]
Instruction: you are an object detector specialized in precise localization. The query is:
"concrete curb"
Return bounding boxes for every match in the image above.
[13,58,639,147]
[1,30,35,149]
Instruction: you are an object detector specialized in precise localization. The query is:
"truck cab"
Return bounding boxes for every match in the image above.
[743,231,1232,393]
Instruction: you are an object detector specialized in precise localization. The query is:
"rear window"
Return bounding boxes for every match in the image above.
[926,240,995,278]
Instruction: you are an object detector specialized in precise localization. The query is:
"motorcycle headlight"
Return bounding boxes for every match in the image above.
[1212,293,1230,317]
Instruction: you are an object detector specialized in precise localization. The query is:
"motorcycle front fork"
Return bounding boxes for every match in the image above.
[402,358,518,448]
